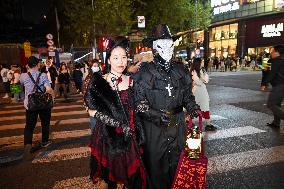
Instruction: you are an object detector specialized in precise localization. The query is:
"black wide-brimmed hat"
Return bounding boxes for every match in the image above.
[142,24,181,48]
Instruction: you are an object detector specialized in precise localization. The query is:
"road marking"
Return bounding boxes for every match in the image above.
[0,129,90,148]
[0,118,89,131]
[53,176,95,189]
[32,147,89,163]
[0,105,84,115]
[210,115,228,120]
[0,110,87,122]
[51,145,284,188]
[263,103,284,106]
[204,126,266,141]
[208,145,284,174]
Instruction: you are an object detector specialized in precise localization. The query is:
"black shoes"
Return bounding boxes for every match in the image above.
[41,140,52,148]
[205,124,217,131]
[266,122,280,128]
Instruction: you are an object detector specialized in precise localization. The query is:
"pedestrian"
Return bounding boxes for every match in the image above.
[84,36,146,189]
[10,65,21,102]
[0,64,10,98]
[20,56,54,160]
[134,24,200,189]
[41,58,58,89]
[56,63,70,99]
[190,58,217,131]
[72,64,83,94]
[264,45,284,128]
[82,59,102,129]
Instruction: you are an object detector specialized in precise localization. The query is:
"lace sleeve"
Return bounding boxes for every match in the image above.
[94,111,121,127]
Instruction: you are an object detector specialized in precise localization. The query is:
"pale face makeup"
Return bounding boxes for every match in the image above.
[153,39,174,62]
[109,46,127,76]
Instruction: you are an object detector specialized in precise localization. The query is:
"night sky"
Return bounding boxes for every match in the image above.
[22,0,51,24]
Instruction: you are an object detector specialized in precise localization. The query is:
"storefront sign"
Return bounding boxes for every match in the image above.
[211,0,239,15]
[261,23,283,38]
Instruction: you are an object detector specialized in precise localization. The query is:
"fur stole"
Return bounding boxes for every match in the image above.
[84,73,125,122]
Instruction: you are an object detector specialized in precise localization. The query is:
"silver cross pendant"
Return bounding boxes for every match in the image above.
[165,83,173,97]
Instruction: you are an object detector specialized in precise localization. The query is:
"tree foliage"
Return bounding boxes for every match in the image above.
[57,0,211,47]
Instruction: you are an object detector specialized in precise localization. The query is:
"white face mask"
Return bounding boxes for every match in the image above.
[153,39,174,62]
[91,66,100,73]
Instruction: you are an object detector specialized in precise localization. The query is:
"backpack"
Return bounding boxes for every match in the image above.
[27,72,53,111]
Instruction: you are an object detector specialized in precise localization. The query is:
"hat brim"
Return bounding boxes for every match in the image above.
[142,35,181,48]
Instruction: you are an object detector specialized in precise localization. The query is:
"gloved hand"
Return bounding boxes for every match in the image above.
[121,124,132,140]
[160,113,171,126]
[189,108,200,118]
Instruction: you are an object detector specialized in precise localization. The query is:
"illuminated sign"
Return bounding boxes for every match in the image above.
[211,0,240,15]
[261,23,283,37]
[275,0,284,9]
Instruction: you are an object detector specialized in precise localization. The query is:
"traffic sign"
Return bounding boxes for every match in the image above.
[23,41,31,58]
[46,33,53,40]
[49,51,55,56]
[47,40,54,46]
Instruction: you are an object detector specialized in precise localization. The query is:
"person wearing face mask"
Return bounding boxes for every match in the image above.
[134,24,200,189]
[91,60,102,74]
[41,59,58,89]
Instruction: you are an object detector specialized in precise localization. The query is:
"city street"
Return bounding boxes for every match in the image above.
[0,71,284,189]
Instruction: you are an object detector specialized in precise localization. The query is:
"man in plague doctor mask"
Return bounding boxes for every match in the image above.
[134,24,200,189]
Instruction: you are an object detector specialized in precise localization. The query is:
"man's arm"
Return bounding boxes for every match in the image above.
[265,59,280,84]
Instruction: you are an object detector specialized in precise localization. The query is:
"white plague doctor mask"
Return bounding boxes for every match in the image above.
[152,39,174,62]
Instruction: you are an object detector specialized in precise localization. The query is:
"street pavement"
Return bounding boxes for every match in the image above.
[0,71,284,189]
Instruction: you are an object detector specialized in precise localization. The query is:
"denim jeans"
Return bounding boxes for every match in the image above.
[24,108,52,145]
[90,116,97,129]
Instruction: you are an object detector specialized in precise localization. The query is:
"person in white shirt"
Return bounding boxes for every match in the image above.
[190,58,217,131]
[0,64,10,98]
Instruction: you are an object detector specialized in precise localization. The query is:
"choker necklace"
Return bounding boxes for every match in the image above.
[110,72,123,85]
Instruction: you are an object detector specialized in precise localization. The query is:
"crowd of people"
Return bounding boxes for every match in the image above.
[0,24,283,189]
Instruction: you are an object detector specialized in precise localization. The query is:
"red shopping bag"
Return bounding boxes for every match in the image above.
[172,114,208,189]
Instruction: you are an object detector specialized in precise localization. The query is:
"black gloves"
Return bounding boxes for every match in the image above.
[121,123,132,140]
[188,108,200,118]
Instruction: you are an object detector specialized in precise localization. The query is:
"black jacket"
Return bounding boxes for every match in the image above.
[266,56,284,86]
[40,66,58,83]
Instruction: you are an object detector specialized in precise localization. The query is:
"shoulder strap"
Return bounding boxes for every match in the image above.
[28,72,44,93]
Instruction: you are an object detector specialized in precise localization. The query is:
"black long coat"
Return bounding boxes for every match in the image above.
[134,62,198,189]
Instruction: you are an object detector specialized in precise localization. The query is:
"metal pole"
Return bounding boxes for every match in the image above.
[92,0,97,59]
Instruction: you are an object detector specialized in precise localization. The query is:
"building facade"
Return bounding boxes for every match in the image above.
[208,0,284,58]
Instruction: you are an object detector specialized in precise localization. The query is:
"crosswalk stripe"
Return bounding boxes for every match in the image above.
[208,145,284,174]
[0,118,90,131]
[0,110,87,122]
[0,105,84,115]
[0,126,266,150]
[52,176,95,189]
[32,147,90,163]
[0,129,90,148]
[210,115,227,120]
[50,145,284,188]
[204,126,266,141]
[20,126,265,164]
[0,99,83,110]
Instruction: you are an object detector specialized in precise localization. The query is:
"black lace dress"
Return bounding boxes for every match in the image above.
[85,75,146,189]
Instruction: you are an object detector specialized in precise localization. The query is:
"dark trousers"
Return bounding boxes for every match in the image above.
[267,84,284,125]
[24,108,52,145]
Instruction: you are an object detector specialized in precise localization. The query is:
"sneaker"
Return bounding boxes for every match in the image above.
[41,140,52,148]
[205,124,217,131]
[266,122,280,128]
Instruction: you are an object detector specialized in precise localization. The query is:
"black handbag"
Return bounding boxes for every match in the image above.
[27,72,53,111]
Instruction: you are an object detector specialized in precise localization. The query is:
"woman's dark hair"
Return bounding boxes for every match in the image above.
[59,63,67,72]
[104,36,129,72]
[189,57,202,78]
